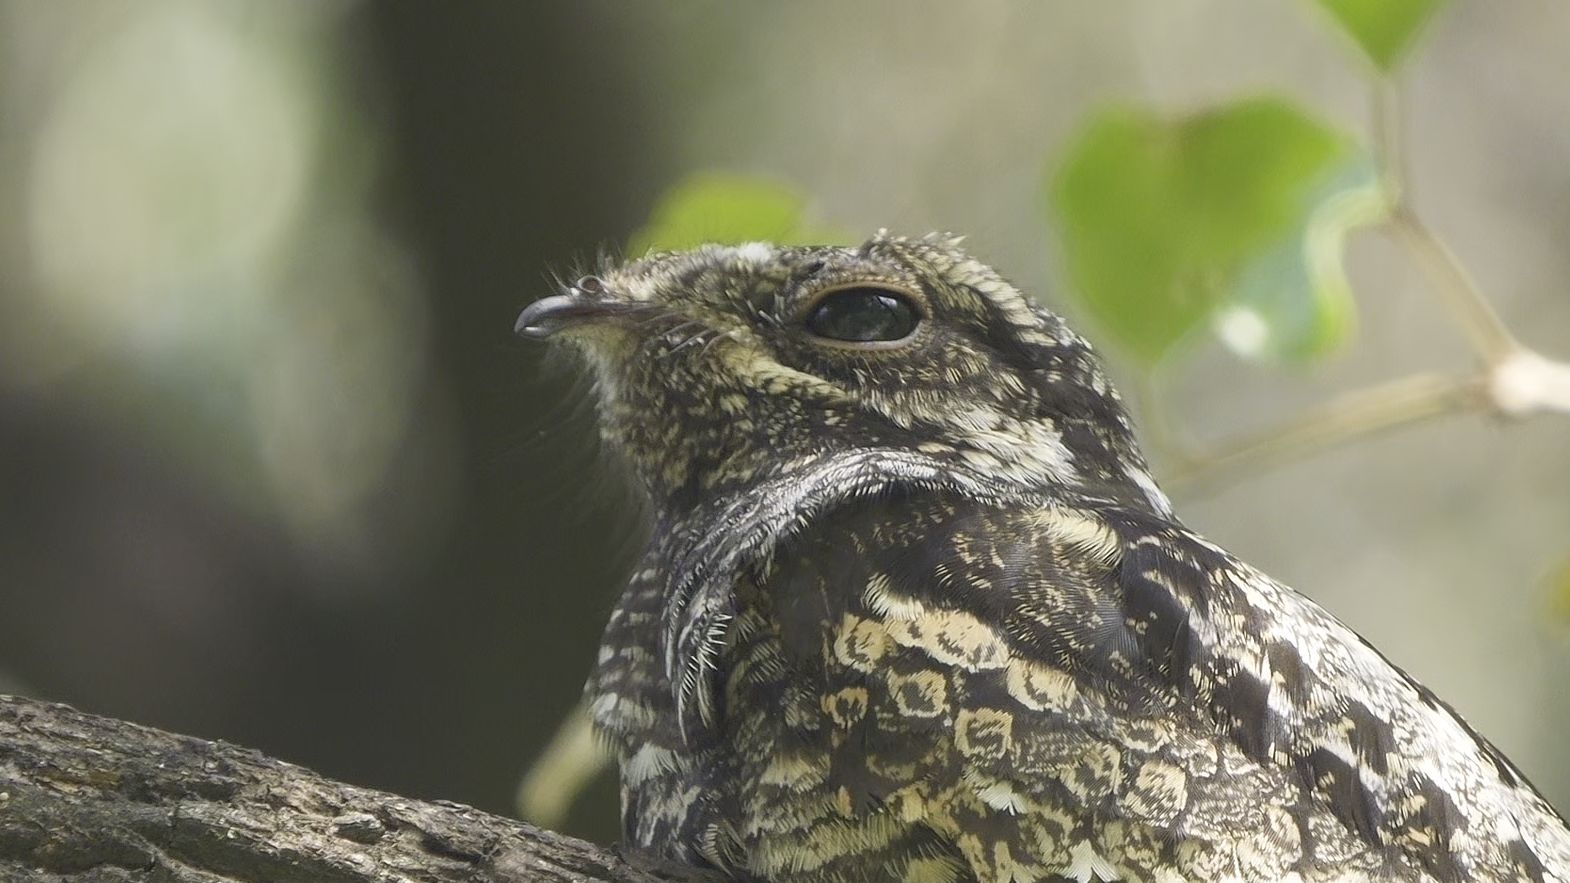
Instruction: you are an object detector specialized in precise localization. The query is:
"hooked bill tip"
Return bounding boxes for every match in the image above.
[515,294,610,340]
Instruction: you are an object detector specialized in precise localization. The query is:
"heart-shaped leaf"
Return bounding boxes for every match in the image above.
[1048,97,1385,365]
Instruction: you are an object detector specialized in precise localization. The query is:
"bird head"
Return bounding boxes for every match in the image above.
[519,232,1169,517]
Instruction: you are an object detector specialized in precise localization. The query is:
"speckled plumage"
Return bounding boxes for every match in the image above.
[521,233,1570,883]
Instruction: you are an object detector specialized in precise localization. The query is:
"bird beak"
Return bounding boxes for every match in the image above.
[515,294,630,340]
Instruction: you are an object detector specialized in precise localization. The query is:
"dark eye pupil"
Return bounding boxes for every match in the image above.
[806,288,919,343]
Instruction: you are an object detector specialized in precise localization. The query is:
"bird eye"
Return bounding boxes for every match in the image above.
[804,286,921,344]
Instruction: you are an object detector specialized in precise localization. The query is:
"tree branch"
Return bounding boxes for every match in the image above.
[1158,79,1570,494]
[1373,74,1518,364]
[1163,372,1485,494]
[0,694,718,883]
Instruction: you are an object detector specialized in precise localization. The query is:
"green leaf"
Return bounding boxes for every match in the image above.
[1314,0,1446,71]
[628,173,850,256]
[1222,155,1385,361]
[1048,96,1385,365]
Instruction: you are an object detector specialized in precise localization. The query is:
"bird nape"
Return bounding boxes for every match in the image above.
[516,232,1570,883]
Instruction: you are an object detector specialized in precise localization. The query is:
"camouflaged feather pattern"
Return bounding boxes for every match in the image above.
[540,234,1570,883]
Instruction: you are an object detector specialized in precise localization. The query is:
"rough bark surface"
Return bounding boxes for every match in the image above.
[0,695,718,883]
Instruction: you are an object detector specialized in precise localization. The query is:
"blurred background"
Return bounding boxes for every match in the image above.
[1,1,1567,845]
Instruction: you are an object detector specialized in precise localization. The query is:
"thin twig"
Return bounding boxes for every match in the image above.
[1165,373,1486,494]
[1373,77,1520,363]
[1163,77,1554,492]
[517,703,611,828]
[1488,349,1570,418]
[1386,208,1520,363]
[1373,78,1408,200]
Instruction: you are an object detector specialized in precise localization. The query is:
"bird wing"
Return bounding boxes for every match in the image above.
[744,492,1569,882]
[1102,502,1570,882]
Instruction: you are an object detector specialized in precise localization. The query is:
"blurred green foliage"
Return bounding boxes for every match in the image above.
[628,173,851,257]
[627,93,1382,369]
[621,3,1459,373]
[1049,98,1377,365]
[623,2,1457,372]
[1314,0,1446,71]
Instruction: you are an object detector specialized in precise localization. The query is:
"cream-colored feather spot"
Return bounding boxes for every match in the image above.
[865,573,927,622]
[886,669,949,718]
[1031,506,1121,564]
[1063,840,1121,883]
[821,686,870,729]
[954,707,1015,760]
[832,614,891,672]
[623,743,678,786]
[1121,759,1189,824]
[886,608,1010,671]
[1004,657,1080,713]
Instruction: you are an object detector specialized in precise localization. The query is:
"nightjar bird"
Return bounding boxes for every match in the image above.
[516,233,1570,883]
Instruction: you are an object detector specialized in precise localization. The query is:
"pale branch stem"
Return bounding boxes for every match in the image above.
[1163,76,1570,493]
[1164,373,1486,494]
[1488,349,1570,417]
[0,694,720,883]
[1372,76,1520,363]
[1373,78,1408,200]
[518,703,611,829]
[1386,206,1520,364]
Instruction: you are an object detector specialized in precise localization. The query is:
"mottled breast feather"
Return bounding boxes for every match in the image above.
[553,234,1570,883]
[589,470,1570,882]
